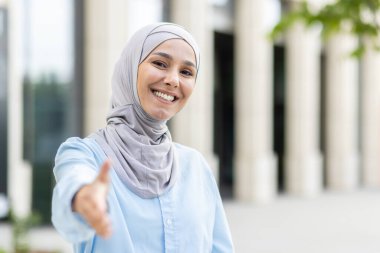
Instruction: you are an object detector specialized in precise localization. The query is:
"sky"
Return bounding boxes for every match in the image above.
[25,0,73,82]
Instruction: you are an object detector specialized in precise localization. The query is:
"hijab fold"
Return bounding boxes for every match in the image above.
[91,23,200,198]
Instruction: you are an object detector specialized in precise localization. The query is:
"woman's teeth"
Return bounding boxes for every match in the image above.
[153,91,175,102]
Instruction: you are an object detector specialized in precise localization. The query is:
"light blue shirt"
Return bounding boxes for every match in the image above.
[52,137,234,252]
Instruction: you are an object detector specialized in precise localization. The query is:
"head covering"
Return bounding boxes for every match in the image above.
[91,23,200,198]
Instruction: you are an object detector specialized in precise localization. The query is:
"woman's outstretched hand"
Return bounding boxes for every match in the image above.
[72,160,112,238]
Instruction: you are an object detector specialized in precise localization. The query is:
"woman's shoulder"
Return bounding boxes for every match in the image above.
[54,136,106,175]
[59,136,97,151]
[173,142,204,160]
[173,142,213,175]
[173,143,219,197]
[56,136,104,161]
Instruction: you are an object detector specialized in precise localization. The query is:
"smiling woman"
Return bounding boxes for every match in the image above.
[51,23,234,253]
[137,39,197,120]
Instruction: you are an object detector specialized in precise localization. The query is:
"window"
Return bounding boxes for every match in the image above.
[23,0,82,223]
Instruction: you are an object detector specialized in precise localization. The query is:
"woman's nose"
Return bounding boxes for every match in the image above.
[164,71,179,87]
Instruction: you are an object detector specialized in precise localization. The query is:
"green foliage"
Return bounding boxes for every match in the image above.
[0,209,61,253]
[270,0,380,57]
[9,210,42,253]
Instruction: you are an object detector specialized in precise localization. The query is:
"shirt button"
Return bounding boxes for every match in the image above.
[166,218,172,226]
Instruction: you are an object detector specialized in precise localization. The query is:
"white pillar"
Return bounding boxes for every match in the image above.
[84,0,165,135]
[7,0,32,218]
[170,0,219,177]
[325,33,359,190]
[361,40,380,187]
[234,0,277,202]
[284,19,323,196]
[84,0,130,135]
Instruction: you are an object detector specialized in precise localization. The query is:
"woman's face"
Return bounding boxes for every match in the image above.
[137,39,197,121]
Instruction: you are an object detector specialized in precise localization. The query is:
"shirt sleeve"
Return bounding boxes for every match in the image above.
[51,137,99,243]
[208,171,235,253]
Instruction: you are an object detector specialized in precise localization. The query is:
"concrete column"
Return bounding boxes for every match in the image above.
[7,0,32,218]
[234,0,277,202]
[325,33,359,190]
[84,0,130,135]
[284,12,323,196]
[361,40,380,187]
[84,0,164,135]
[170,0,219,177]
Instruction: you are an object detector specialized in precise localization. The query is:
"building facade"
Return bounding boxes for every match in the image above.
[1,0,380,220]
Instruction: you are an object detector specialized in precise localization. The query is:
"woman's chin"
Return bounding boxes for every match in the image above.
[148,110,173,121]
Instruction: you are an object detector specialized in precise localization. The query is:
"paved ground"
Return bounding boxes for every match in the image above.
[0,189,379,253]
[225,189,380,253]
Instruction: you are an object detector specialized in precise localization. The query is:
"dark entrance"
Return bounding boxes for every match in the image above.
[273,45,285,192]
[0,8,8,197]
[214,31,234,198]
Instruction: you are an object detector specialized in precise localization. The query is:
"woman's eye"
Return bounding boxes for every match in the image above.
[152,61,167,68]
[181,69,193,77]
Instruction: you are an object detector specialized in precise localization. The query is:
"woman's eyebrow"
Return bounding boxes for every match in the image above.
[152,52,196,68]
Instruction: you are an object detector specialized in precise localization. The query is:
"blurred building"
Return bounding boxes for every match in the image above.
[1,0,380,222]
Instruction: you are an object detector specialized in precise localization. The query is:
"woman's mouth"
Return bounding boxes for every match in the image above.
[152,90,177,102]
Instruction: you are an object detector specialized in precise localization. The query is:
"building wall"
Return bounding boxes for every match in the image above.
[4,0,380,220]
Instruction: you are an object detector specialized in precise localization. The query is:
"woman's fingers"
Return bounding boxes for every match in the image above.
[73,159,113,238]
[85,207,112,238]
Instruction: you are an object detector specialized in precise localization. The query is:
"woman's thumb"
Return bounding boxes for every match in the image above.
[96,159,111,184]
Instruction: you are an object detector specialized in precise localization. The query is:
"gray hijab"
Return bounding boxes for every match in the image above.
[91,23,200,198]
